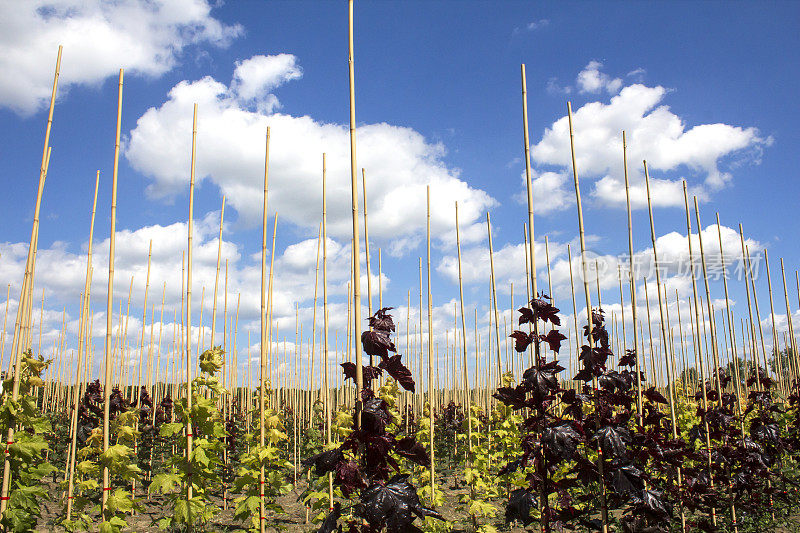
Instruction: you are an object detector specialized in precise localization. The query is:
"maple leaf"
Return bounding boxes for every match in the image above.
[394,436,429,466]
[540,329,567,353]
[506,489,537,526]
[361,329,396,358]
[368,307,396,332]
[302,448,344,476]
[542,423,582,462]
[510,330,535,352]
[378,353,415,392]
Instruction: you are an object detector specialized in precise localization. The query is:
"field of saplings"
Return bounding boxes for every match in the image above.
[2,2,800,533]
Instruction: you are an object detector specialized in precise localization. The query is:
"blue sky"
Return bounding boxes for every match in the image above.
[0,1,798,386]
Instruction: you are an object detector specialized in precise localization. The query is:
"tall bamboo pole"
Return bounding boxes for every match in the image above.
[455,203,472,453]
[566,102,608,532]
[0,285,9,371]
[621,132,643,419]
[487,213,502,379]
[66,170,100,518]
[99,69,124,515]
[520,65,540,363]
[322,153,334,506]
[426,186,435,504]
[362,168,373,340]
[211,197,226,348]
[0,46,62,514]
[644,163,681,435]
[309,224,321,429]
[347,0,364,426]
[693,198,723,396]
[258,129,270,533]
[184,103,198,517]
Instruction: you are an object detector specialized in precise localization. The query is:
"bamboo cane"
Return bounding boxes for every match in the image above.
[66,170,100,518]
[486,213,502,379]
[135,241,153,411]
[620,132,644,419]
[566,102,608,532]
[211,197,225,349]
[2,141,56,508]
[520,65,540,364]
[362,168,373,337]
[693,198,724,397]
[347,0,364,428]
[0,284,9,371]
[98,69,124,515]
[309,223,322,429]
[426,186,435,505]
[184,103,198,520]
[258,129,270,533]
[454,203,472,454]
[780,260,800,386]
[322,153,334,508]
[763,250,782,393]
[737,226,762,391]
[644,163,681,439]
[716,215,744,404]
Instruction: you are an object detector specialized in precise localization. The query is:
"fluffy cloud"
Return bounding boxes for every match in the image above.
[438,223,763,315]
[576,61,622,95]
[0,0,241,114]
[526,19,550,31]
[532,65,770,210]
[0,208,378,355]
[231,54,302,112]
[125,55,496,251]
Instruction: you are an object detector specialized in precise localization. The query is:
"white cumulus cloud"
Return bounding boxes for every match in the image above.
[0,0,242,115]
[124,56,496,252]
[531,77,770,210]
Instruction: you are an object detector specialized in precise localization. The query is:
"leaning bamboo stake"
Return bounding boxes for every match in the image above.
[347,0,365,430]
[426,186,436,505]
[362,168,374,324]
[136,242,153,411]
[621,132,643,419]
[258,129,270,533]
[745,245,771,380]
[0,284,9,371]
[780,260,800,386]
[693,198,724,396]
[211,197,226,348]
[0,46,61,514]
[184,102,198,516]
[644,165,683,473]
[567,102,608,532]
[66,170,100,519]
[486,213,502,379]
[520,64,540,363]
[322,153,334,507]
[716,214,742,402]
[98,69,124,516]
[681,183,717,525]
[454,203,472,453]
[309,223,322,429]
[738,226,763,388]
[763,250,782,393]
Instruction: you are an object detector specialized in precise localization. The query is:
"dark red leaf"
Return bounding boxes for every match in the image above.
[361,329,396,358]
[510,330,535,352]
[394,436,429,466]
[539,329,567,353]
[378,353,415,392]
[368,307,396,332]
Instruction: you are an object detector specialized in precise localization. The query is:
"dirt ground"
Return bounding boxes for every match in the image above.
[36,472,533,532]
[34,474,800,532]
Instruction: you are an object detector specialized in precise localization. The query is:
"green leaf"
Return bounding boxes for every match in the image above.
[159,422,183,437]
